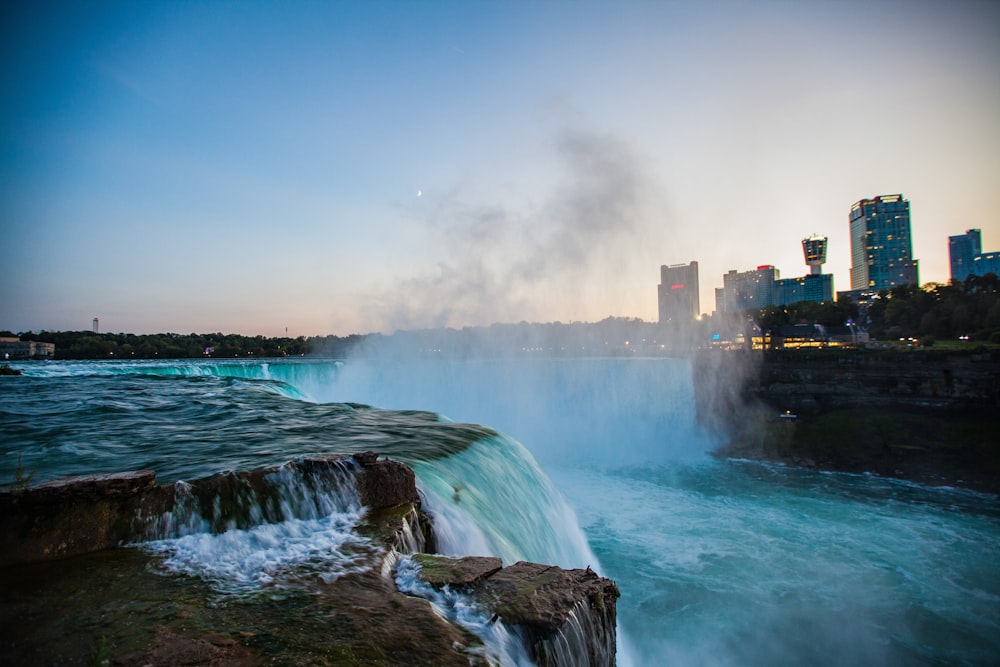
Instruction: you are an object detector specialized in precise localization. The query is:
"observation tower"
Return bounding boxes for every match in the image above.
[802,235,828,275]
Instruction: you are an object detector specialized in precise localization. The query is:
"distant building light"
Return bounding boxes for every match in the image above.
[671,284,685,289]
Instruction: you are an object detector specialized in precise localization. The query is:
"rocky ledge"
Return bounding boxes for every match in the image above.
[0,454,619,666]
[407,554,619,667]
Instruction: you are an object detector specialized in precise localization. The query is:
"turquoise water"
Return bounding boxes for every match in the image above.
[554,464,999,666]
[2,358,998,665]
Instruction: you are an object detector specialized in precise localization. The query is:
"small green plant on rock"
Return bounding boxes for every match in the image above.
[87,635,110,667]
[10,453,35,493]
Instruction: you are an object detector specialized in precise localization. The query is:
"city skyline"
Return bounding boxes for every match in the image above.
[2,1,998,337]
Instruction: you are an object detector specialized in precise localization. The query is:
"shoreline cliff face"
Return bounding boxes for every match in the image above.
[0,454,619,666]
[694,349,1000,494]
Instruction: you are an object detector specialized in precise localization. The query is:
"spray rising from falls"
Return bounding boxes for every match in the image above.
[300,357,717,468]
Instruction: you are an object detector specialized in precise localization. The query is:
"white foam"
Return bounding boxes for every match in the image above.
[144,511,378,596]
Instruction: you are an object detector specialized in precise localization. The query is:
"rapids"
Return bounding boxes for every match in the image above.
[2,357,998,666]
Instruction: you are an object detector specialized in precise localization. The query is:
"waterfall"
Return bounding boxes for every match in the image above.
[533,599,616,667]
[138,459,380,595]
[139,458,364,539]
[411,435,599,569]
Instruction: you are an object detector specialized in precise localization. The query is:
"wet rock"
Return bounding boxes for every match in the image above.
[348,452,421,509]
[0,453,418,565]
[0,496,461,666]
[114,628,260,667]
[314,569,485,666]
[411,553,502,587]
[0,471,156,566]
[413,555,620,667]
[0,457,621,665]
[22,470,156,500]
[475,561,618,635]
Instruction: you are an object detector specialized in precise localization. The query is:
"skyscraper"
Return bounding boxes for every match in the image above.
[972,252,1000,278]
[658,262,700,323]
[849,194,919,291]
[949,229,982,282]
[715,265,779,313]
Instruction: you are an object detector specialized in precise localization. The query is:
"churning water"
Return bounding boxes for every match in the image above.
[2,357,998,666]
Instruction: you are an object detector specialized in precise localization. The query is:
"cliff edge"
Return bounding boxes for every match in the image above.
[694,349,1000,493]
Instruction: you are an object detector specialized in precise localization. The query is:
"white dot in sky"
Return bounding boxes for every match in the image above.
[416,190,422,197]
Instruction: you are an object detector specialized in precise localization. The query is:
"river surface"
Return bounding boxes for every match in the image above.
[2,357,998,666]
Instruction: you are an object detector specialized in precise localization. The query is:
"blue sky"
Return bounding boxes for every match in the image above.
[2,0,998,336]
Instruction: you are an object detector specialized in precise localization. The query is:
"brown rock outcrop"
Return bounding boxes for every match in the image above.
[410,555,620,667]
[0,470,156,565]
[0,453,417,566]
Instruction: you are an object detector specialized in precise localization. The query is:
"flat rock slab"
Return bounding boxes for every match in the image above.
[474,561,617,633]
[0,471,158,565]
[0,547,484,666]
[412,554,503,587]
[115,628,260,667]
[15,470,157,500]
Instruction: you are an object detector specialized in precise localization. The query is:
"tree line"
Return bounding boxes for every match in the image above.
[0,330,368,360]
[6,275,998,359]
[5,318,666,360]
[752,273,1000,345]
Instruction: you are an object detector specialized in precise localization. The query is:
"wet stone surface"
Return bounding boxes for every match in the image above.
[0,544,489,665]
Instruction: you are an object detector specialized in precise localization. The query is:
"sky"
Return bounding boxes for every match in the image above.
[2,0,998,337]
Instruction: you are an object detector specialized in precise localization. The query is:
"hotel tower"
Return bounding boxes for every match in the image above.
[849,194,919,291]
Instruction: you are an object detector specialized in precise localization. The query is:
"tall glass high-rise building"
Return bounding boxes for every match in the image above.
[972,252,1000,278]
[849,194,919,291]
[949,229,983,282]
[658,262,700,323]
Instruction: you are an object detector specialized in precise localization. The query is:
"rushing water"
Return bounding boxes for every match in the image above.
[2,357,998,666]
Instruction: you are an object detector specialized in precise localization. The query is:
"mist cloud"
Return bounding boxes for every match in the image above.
[368,126,665,331]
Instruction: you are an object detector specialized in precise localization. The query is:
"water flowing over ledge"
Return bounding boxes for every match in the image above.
[396,554,619,667]
[0,452,418,566]
[0,453,619,666]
